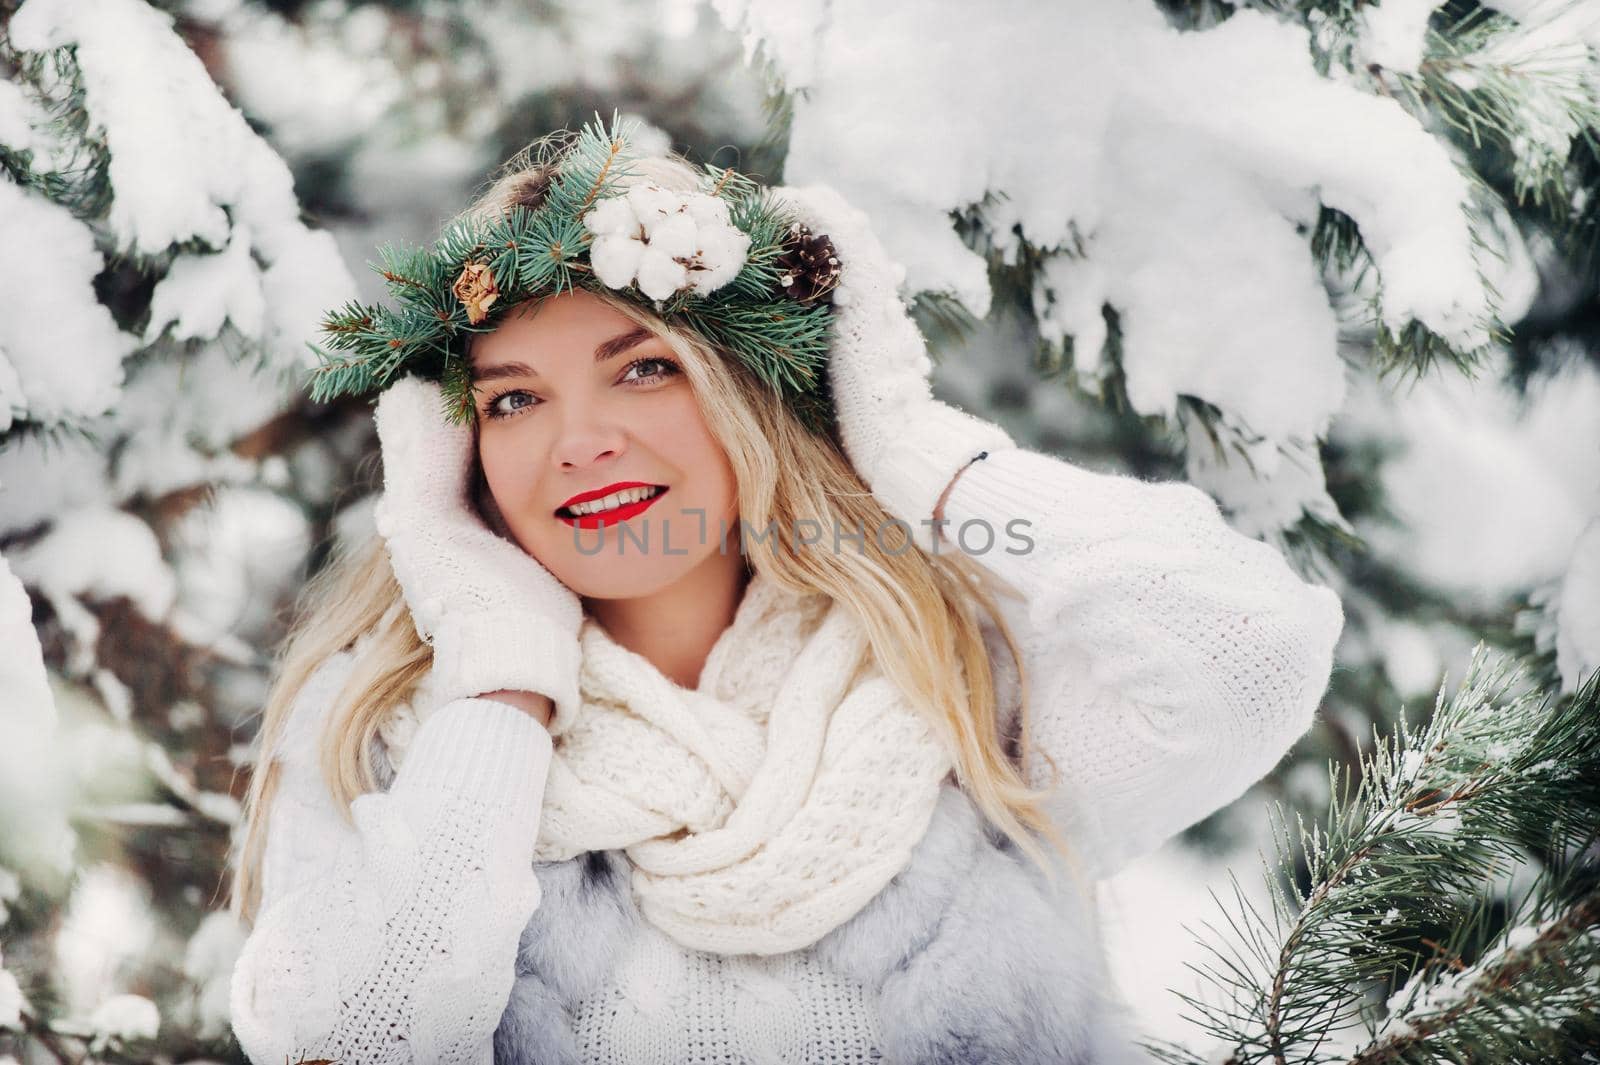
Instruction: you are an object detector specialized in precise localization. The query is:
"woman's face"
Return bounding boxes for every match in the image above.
[471,288,740,599]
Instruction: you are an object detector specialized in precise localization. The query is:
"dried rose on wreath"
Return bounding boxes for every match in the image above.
[452,261,500,324]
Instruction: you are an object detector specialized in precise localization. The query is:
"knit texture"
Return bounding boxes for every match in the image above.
[496,779,1154,1065]
[568,931,884,1062]
[372,375,586,734]
[383,567,954,956]
[230,444,1346,1063]
[230,690,551,1063]
[772,184,1016,554]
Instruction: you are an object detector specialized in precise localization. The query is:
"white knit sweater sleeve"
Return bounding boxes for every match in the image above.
[929,446,1345,880]
[229,649,554,1064]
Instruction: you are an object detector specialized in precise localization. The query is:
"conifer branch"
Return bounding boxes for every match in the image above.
[1152,645,1600,1065]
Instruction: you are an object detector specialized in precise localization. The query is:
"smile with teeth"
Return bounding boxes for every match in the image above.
[560,485,665,516]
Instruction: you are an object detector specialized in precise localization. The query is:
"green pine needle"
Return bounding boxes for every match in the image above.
[301,107,837,434]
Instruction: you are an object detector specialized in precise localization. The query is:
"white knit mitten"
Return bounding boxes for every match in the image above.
[769,184,1014,553]
[372,376,584,735]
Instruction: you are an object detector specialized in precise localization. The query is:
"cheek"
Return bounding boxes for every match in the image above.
[674,409,738,512]
[477,432,540,511]
[635,395,737,507]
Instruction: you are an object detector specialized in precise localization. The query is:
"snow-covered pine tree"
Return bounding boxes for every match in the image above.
[720,0,1600,1056]
[1154,646,1600,1063]
[0,0,361,1052]
[0,0,775,1057]
[2,0,1597,1059]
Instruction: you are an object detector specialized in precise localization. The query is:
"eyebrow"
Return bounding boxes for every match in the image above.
[471,327,656,384]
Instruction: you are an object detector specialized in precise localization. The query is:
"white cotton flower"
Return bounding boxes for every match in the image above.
[636,245,689,300]
[580,183,751,301]
[689,226,749,294]
[649,212,699,260]
[684,193,732,228]
[624,184,683,234]
[588,231,644,290]
[583,195,637,239]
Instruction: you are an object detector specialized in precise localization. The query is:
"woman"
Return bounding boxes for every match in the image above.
[228,122,1345,1064]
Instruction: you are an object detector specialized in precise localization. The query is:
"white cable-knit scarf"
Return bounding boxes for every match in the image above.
[383,569,954,956]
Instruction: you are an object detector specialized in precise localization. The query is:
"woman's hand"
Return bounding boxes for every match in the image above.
[479,690,555,727]
[769,183,1014,552]
[372,375,584,734]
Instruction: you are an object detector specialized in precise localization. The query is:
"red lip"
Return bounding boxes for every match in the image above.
[558,481,662,510]
[556,481,669,530]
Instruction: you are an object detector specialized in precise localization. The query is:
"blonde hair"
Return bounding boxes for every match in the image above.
[232,132,1073,927]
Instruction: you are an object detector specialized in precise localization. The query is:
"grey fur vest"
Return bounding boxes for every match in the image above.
[488,780,1150,1064]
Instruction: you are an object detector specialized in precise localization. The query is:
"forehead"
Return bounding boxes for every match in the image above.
[468,290,652,372]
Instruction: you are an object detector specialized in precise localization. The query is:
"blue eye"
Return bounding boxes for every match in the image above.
[480,357,680,421]
[621,357,681,384]
[484,389,538,420]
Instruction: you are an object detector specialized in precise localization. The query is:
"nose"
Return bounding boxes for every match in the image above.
[551,402,627,471]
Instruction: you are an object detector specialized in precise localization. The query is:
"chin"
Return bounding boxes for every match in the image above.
[512,499,741,600]
[547,548,717,601]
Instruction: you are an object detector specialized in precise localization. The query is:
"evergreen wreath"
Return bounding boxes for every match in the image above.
[304,110,843,432]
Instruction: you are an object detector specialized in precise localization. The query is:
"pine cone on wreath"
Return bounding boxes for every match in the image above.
[775,221,842,305]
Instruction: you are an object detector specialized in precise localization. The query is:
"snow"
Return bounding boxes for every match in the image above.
[201,3,402,157]
[1340,350,1600,609]
[1184,422,1349,544]
[1484,0,1600,51]
[1394,802,1464,839]
[476,0,617,103]
[0,964,24,1030]
[52,865,156,1018]
[1474,198,1542,329]
[1054,102,1347,446]
[0,339,302,536]
[1554,516,1600,694]
[0,552,77,888]
[333,492,381,557]
[710,0,834,91]
[0,77,56,162]
[1376,618,1449,699]
[11,0,234,252]
[1356,0,1441,75]
[0,0,1594,1054]
[108,346,280,490]
[0,181,134,428]
[180,911,246,1039]
[1100,831,1278,1050]
[142,742,241,825]
[10,0,358,370]
[7,506,177,639]
[710,0,1516,537]
[168,486,312,644]
[0,433,113,536]
[87,992,160,1042]
[1399,748,1429,782]
[1467,5,1600,194]
[144,226,267,345]
[0,552,54,730]
[0,869,18,928]
[1283,760,1334,811]
[1378,907,1585,1037]
[260,226,363,372]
